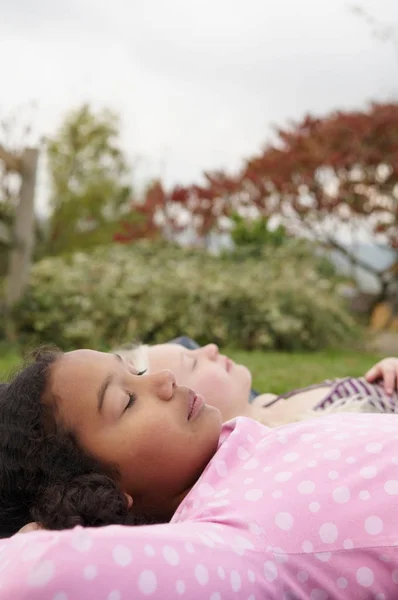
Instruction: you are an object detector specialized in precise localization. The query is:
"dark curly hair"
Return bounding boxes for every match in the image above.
[0,349,154,537]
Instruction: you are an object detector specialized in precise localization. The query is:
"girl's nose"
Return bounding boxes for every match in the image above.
[203,344,219,360]
[152,369,177,401]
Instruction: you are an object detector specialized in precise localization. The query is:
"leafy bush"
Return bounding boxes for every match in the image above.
[13,240,359,351]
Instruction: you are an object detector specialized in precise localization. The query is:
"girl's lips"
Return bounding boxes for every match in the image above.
[187,389,205,421]
[225,357,234,372]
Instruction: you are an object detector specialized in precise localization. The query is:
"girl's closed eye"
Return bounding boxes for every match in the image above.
[125,370,146,411]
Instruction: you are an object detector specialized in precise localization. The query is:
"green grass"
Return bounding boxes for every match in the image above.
[225,348,384,395]
[0,344,22,381]
[0,343,384,393]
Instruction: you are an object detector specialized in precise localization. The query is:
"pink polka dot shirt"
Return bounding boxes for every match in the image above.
[2,414,398,599]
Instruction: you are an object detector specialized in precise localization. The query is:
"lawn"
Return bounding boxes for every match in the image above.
[225,348,384,394]
[0,343,384,393]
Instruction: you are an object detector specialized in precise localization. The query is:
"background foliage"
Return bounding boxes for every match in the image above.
[13,239,358,351]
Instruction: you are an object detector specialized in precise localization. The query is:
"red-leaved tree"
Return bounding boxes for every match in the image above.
[238,102,398,297]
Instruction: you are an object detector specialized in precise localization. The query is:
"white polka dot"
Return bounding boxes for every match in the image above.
[333,486,350,504]
[215,488,230,498]
[217,566,225,579]
[365,516,383,535]
[324,449,341,461]
[392,457,398,465]
[272,548,288,564]
[272,490,283,499]
[248,522,262,535]
[244,458,260,470]
[284,452,300,463]
[277,435,288,444]
[70,530,93,553]
[360,466,377,479]
[208,499,230,508]
[53,593,68,600]
[309,502,321,513]
[230,570,242,591]
[198,483,215,498]
[83,565,97,580]
[195,564,209,586]
[302,540,313,553]
[319,523,338,544]
[112,545,132,567]
[380,554,390,563]
[310,589,328,600]
[248,569,256,582]
[365,442,383,454]
[376,594,386,600]
[138,570,157,595]
[297,570,309,582]
[274,472,292,483]
[385,480,398,495]
[210,594,221,600]
[162,545,180,566]
[245,489,263,502]
[185,542,195,554]
[176,580,185,594]
[205,530,225,544]
[343,539,354,549]
[337,577,348,589]
[275,512,294,531]
[313,443,323,449]
[21,542,48,562]
[357,566,374,587]
[359,490,371,500]
[264,561,278,582]
[392,569,398,583]
[244,477,254,484]
[198,533,215,547]
[237,446,250,460]
[328,471,339,480]
[27,560,55,588]
[346,456,356,464]
[308,460,317,468]
[315,552,331,562]
[215,460,228,477]
[333,433,349,440]
[301,433,316,442]
[107,592,121,600]
[263,465,272,473]
[298,481,315,495]
[144,544,156,557]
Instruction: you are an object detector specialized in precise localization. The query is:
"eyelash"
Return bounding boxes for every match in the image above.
[125,370,146,411]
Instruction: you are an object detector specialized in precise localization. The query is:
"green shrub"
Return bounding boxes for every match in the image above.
[13,239,359,351]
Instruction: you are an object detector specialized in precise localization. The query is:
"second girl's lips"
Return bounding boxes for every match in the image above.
[187,389,205,421]
[224,356,233,372]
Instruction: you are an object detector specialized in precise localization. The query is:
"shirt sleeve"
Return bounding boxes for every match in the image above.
[0,522,261,599]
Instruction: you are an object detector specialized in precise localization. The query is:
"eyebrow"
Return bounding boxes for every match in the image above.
[97,354,122,413]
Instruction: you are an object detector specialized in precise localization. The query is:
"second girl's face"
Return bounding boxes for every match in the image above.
[48,350,222,518]
[147,344,252,422]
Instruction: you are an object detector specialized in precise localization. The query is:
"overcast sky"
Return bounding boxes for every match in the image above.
[1,0,397,212]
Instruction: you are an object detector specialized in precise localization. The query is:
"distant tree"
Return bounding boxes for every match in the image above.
[44,104,137,255]
[228,213,288,258]
[238,102,398,298]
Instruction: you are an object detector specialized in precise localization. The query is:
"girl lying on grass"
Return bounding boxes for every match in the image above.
[0,348,398,598]
[119,342,398,425]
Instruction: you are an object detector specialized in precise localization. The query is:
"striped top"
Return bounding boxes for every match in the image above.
[262,377,398,415]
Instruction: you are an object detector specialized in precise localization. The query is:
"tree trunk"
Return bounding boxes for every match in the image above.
[5,148,39,339]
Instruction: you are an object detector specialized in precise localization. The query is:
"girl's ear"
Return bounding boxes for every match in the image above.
[124,494,133,509]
